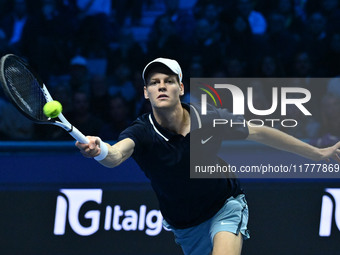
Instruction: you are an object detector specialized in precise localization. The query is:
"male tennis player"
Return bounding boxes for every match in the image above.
[76,58,340,255]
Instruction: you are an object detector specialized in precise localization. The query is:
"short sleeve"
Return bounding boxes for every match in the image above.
[190,103,249,140]
[118,117,148,156]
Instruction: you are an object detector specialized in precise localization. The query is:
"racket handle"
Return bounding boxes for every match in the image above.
[69,126,89,144]
[70,126,108,161]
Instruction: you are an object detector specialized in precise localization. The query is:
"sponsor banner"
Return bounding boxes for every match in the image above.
[319,188,340,237]
[53,189,166,237]
[0,187,181,255]
[1,184,340,255]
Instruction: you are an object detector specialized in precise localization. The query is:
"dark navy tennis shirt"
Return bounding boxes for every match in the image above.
[118,103,249,228]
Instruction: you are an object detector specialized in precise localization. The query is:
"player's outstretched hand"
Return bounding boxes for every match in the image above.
[76,136,101,158]
[320,141,340,163]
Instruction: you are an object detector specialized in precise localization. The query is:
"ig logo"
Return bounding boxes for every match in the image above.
[54,189,102,236]
[53,189,165,237]
[319,188,340,237]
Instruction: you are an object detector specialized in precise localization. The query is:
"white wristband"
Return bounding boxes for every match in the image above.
[94,139,108,161]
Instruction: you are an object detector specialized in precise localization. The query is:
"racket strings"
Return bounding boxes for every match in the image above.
[4,59,48,121]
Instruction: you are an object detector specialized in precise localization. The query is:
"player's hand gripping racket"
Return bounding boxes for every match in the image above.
[0,54,89,143]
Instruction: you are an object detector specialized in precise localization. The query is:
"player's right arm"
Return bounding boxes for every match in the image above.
[76,137,135,168]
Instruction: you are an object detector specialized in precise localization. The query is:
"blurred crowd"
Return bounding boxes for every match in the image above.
[0,0,340,147]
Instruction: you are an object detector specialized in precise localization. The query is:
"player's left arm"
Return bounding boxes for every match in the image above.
[246,124,340,163]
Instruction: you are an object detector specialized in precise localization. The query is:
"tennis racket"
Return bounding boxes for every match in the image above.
[0,54,88,143]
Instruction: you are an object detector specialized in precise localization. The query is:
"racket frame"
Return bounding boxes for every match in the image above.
[0,54,88,143]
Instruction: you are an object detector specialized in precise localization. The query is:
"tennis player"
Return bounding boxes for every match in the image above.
[76,58,340,255]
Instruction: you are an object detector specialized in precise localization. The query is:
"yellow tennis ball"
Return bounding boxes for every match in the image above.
[43,100,62,118]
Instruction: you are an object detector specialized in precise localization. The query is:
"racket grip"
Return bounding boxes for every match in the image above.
[69,126,89,144]
[70,126,108,161]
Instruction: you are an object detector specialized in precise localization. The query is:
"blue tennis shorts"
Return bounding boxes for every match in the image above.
[163,194,250,255]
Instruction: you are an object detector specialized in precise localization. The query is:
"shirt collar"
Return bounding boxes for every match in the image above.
[149,103,191,141]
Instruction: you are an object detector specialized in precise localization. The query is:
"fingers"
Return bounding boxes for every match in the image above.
[333,152,340,163]
[329,143,340,163]
[76,136,101,158]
